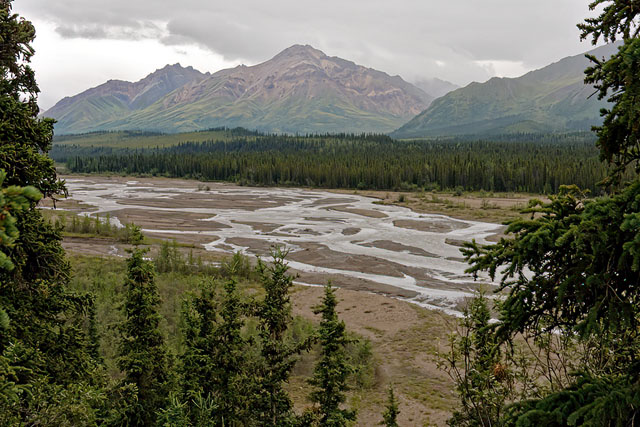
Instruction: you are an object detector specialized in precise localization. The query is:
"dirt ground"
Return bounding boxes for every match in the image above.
[291,286,457,426]
[328,188,548,224]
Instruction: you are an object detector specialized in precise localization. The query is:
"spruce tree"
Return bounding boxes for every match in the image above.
[117,249,171,426]
[0,1,103,422]
[306,284,356,426]
[381,386,399,427]
[253,248,300,426]
[460,1,640,423]
[180,279,251,425]
[0,170,41,424]
[438,294,516,426]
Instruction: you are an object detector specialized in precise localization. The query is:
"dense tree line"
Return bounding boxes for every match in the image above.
[59,136,613,194]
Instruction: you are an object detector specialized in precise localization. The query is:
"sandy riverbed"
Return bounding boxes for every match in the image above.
[57,176,502,315]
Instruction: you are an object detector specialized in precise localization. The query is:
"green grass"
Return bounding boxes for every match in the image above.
[53,129,252,149]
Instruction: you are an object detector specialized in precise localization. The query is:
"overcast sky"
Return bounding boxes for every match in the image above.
[13,0,601,110]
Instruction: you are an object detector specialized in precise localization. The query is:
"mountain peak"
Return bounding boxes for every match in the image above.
[45,45,433,135]
[272,44,327,61]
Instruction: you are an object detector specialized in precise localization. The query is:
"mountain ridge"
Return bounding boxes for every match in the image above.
[391,43,620,139]
[45,45,435,135]
[45,64,209,133]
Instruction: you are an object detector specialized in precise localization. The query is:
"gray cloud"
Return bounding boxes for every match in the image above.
[15,0,596,87]
[55,21,163,40]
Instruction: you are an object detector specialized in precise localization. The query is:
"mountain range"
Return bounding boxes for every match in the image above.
[45,64,209,134]
[45,45,437,135]
[392,43,619,139]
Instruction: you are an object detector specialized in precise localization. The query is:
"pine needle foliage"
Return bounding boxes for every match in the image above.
[457,2,640,424]
[253,248,311,426]
[306,284,356,426]
[579,0,640,185]
[180,279,253,425]
[0,1,103,422]
[117,249,171,426]
[380,386,400,427]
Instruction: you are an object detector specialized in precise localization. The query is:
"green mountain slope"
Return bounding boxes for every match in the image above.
[392,43,619,139]
[43,64,209,134]
[44,45,433,135]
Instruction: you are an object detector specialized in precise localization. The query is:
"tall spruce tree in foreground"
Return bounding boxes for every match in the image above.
[459,1,640,424]
[0,1,103,423]
[180,279,252,425]
[305,284,355,426]
[253,248,306,426]
[117,249,171,426]
[0,170,41,423]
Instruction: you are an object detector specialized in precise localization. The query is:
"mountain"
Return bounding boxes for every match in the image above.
[45,45,434,135]
[392,43,620,139]
[45,64,209,134]
[413,78,459,99]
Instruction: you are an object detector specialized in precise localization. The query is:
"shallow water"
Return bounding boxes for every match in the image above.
[64,177,502,315]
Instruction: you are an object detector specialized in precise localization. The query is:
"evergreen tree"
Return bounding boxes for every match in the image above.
[459,1,640,424]
[117,249,171,426]
[381,386,399,427]
[438,294,520,427]
[0,169,41,423]
[0,1,103,423]
[578,0,640,185]
[180,279,252,425]
[306,284,356,426]
[0,169,41,270]
[253,248,302,426]
[87,295,103,364]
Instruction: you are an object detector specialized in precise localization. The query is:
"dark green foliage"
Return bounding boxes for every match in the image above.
[463,182,640,336]
[381,386,399,427]
[87,295,103,363]
[0,2,103,423]
[117,249,171,426]
[579,1,640,184]
[456,3,640,425]
[0,0,69,284]
[578,0,640,44]
[180,279,252,425]
[306,284,356,426]
[502,373,640,426]
[123,222,144,245]
[0,1,62,200]
[253,248,308,426]
[58,133,620,194]
[0,169,41,269]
